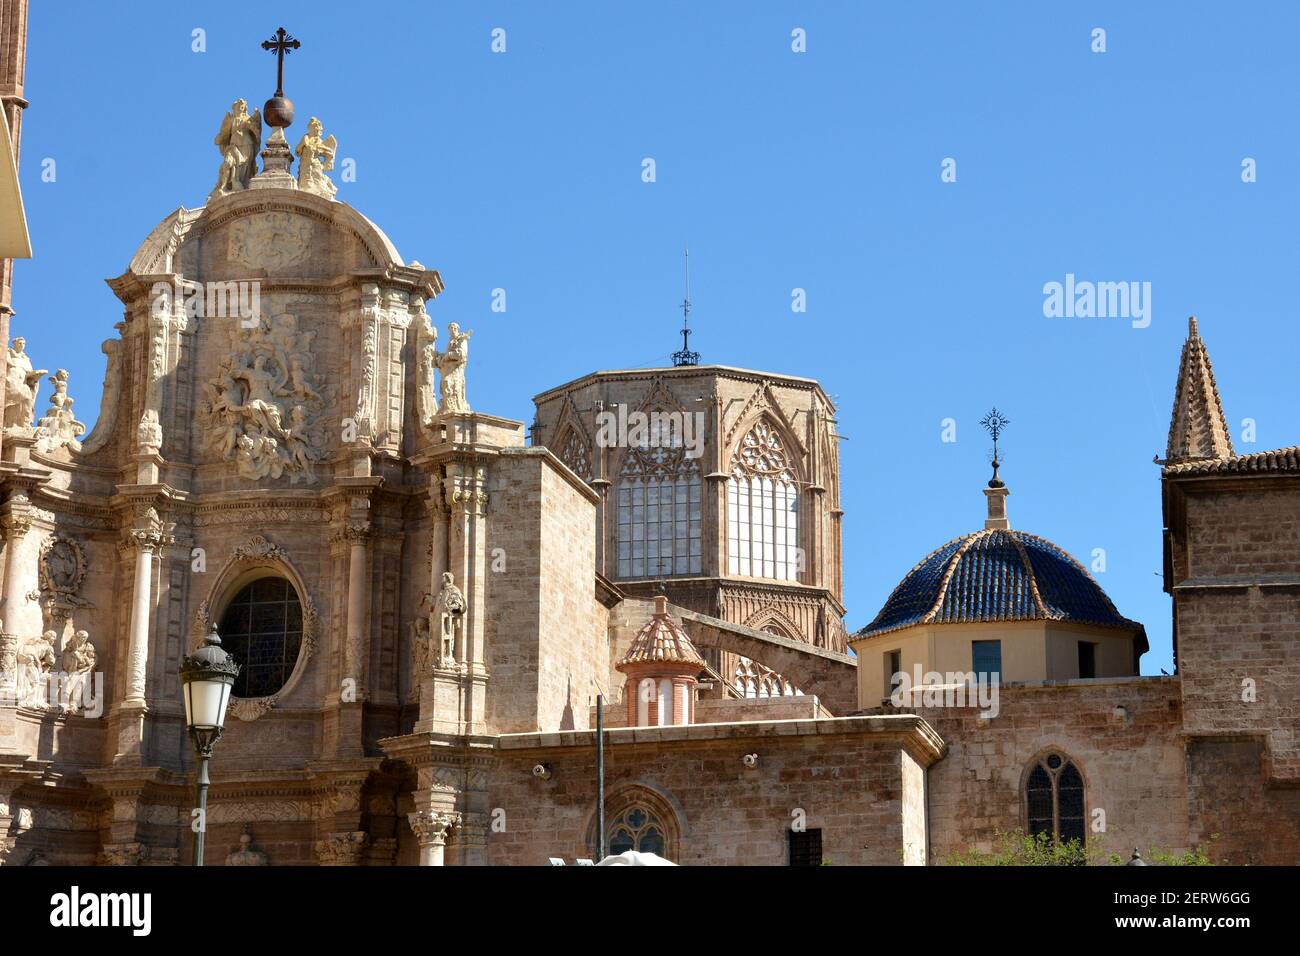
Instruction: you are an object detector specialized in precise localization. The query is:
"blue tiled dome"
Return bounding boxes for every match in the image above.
[856,529,1145,645]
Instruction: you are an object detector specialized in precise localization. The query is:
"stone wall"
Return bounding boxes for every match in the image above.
[1170,483,1300,782]
[485,449,603,734]
[488,715,943,866]
[871,677,1190,862]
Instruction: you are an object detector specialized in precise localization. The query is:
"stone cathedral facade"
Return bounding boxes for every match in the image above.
[0,23,1298,865]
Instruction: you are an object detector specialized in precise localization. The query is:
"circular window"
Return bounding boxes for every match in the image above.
[218,576,303,699]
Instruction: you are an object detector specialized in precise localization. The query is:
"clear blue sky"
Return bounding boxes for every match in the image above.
[16,2,1300,675]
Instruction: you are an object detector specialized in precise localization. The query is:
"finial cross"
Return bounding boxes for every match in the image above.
[980,408,1010,488]
[261,27,301,97]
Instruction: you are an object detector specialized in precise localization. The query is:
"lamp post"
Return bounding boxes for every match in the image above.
[179,623,240,867]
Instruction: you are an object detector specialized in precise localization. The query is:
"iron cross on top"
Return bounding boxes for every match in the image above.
[262,27,301,97]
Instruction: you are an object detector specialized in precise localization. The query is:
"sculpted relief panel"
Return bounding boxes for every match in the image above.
[227,212,313,273]
[200,310,335,483]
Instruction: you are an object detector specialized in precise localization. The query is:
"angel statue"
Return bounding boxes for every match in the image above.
[210,98,263,199]
[295,117,338,199]
[436,323,473,414]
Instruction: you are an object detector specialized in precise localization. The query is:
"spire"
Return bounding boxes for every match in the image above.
[671,248,699,366]
[1165,316,1233,464]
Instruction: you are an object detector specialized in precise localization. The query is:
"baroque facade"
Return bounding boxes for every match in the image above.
[0,23,1297,866]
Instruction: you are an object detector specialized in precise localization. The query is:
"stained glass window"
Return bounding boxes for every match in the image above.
[607,805,666,857]
[1025,753,1086,847]
[219,576,303,699]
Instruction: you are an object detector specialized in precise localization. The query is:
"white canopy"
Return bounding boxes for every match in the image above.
[594,850,677,866]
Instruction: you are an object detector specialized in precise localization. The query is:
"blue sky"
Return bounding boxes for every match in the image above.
[15,2,1300,675]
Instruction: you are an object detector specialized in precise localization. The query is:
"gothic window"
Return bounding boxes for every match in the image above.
[219,576,303,699]
[607,806,666,857]
[728,420,800,580]
[734,652,803,698]
[1025,752,1086,846]
[558,428,591,482]
[615,422,702,578]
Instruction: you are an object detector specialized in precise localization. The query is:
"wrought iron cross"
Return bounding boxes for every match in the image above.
[979,407,1010,488]
[261,27,301,97]
[672,248,700,367]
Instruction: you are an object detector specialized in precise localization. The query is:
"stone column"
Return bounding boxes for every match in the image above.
[344,520,370,695]
[408,808,460,866]
[428,474,447,602]
[445,462,489,732]
[455,814,489,866]
[0,507,31,694]
[123,526,162,708]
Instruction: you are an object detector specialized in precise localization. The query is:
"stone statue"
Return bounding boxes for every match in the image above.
[226,826,268,866]
[409,591,436,696]
[15,631,56,708]
[436,323,473,415]
[211,99,263,199]
[415,319,439,428]
[34,369,87,452]
[4,337,47,433]
[294,117,338,199]
[434,572,466,667]
[59,629,96,713]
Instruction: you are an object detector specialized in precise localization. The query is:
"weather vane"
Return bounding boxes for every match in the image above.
[261,27,302,129]
[672,248,700,366]
[979,407,1010,488]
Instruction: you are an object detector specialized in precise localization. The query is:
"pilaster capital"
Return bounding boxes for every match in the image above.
[447,467,489,517]
[314,830,369,866]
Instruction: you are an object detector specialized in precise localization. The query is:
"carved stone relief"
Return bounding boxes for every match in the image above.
[200,310,333,483]
[227,212,312,272]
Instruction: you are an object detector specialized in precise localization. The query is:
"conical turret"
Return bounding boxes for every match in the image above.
[1165,317,1234,464]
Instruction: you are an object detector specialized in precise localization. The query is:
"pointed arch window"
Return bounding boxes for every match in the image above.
[615,416,702,579]
[1025,752,1086,845]
[728,420,800,580]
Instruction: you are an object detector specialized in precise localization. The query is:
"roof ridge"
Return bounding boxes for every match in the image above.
[921,529,987,625]
[1005,530,1052,618]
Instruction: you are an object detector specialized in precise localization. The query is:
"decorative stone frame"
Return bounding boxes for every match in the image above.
[193,535,319,721]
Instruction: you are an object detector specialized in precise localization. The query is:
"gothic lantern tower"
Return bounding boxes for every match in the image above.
[616,596,705,727]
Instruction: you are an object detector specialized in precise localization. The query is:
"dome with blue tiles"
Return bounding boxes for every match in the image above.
[857,527,1145,643]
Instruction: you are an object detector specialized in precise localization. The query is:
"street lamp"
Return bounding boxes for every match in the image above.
[179,623,240,866]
